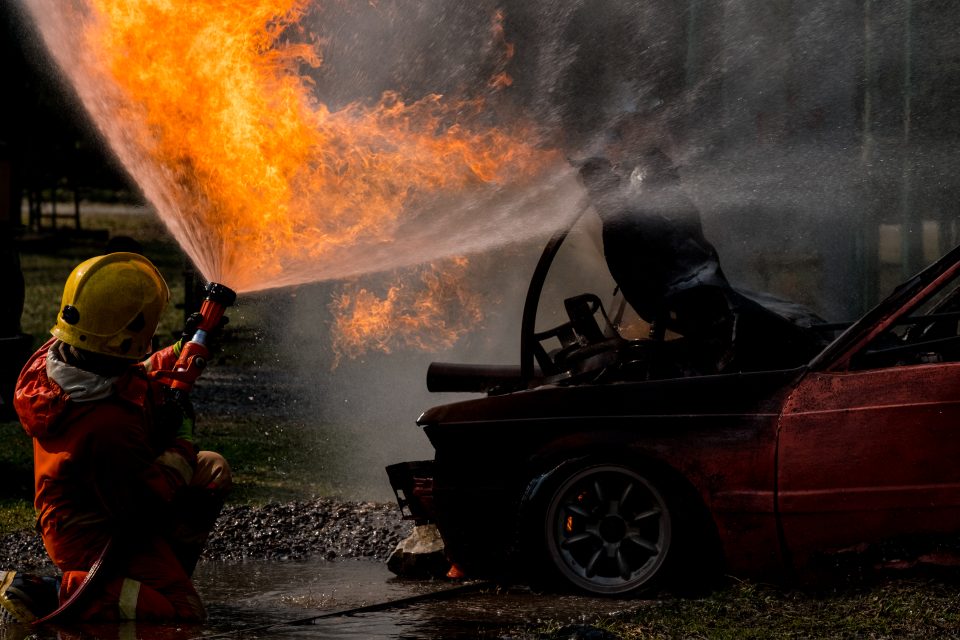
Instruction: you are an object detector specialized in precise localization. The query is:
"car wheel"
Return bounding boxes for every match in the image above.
[542,463,673,595]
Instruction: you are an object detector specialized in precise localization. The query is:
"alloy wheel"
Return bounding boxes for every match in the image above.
[544,464,671,594]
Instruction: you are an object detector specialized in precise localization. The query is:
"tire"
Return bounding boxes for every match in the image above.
[537,462,678,596]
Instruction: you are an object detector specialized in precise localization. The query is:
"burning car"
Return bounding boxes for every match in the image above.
[388,207,960,595]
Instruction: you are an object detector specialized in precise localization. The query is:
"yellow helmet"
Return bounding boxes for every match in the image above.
[51,252,170,360]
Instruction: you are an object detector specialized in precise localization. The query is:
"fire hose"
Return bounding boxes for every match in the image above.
[32,282,237,627]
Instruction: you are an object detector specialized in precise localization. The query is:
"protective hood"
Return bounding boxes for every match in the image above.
[14,339,116,439]
[45,347,117,403]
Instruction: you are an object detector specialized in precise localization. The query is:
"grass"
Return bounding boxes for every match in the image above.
[198,414,356,504]
[0,419,34,535]
[502,578,960,639]
[18,209,187,351]
[0,408,351,533]
[0,500,34,537]
[615,578,960,639]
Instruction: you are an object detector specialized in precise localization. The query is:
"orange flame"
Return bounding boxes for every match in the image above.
[488,10,515,90]
[26,0,561,293]
[330,257,484,366]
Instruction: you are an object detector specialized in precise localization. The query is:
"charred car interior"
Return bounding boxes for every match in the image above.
[388,205,960,596]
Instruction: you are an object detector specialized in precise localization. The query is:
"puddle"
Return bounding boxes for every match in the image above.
[3,559,639,639]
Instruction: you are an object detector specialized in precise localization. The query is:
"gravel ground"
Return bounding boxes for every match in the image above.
[206,498,412,562]
[0,498,413,573]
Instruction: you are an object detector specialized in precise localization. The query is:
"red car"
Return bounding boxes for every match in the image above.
[388,210,960,595]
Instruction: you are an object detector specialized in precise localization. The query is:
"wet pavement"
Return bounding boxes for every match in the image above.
[2,559,639,640]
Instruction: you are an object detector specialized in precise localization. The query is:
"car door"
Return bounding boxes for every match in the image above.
[778,266,960,564]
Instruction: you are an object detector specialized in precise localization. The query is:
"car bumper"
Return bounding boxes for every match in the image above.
[385,460,437,524]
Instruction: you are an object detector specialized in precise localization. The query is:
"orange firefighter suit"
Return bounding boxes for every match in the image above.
[14,338,231,622]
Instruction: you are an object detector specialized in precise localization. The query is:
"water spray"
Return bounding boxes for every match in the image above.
[152,281,237,392]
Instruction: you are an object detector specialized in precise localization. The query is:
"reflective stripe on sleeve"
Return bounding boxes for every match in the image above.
[118,578,141,620]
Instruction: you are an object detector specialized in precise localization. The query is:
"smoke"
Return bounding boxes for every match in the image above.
[258,244,543,500]
[490,1,960,319]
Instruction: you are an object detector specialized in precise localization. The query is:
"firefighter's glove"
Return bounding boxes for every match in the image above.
[158,387,196,444]
[178,312,230,354]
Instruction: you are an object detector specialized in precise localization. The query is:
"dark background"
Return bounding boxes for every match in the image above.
[0,2,138,414]
[0,1,137,232]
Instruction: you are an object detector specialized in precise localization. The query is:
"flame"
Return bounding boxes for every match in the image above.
[488,10,515,90]
[330,257,484,366]
[26,0,561,293]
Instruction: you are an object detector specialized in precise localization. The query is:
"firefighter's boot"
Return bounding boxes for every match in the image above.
[0,571,60,625]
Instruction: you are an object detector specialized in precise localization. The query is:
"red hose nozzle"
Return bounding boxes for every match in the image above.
[152,282,236,392]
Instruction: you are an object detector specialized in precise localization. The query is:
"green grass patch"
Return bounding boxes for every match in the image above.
[0,499,34,536]
[511,579,960,639]
[197,414,354,504]
[0,419,34,535]
[0,410,344,536]
[18,209,187,352]
[0,418,33,494]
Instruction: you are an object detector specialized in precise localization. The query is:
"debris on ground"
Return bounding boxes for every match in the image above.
[387,523,449,578]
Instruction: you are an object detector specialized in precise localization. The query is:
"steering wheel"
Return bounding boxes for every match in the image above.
[533,294,622,377]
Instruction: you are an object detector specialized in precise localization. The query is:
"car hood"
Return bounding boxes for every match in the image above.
[419,367,805,429]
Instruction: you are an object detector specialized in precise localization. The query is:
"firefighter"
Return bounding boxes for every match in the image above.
[1,252,231,624]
